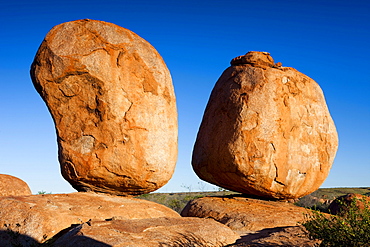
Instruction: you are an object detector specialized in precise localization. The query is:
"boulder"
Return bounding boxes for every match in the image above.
[0,174,32,196]
[192,51,338,199]
[0,192,179,243]
[52,217,239,247]
[30,19,178,195]
[181,195,310,234]
[328,193,370,215]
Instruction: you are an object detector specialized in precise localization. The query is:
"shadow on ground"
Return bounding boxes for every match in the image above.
[0,229,111,247]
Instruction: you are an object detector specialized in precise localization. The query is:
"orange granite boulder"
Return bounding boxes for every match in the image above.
[30,19,178,195]
[192,51,338,199]
[0,174,32,196]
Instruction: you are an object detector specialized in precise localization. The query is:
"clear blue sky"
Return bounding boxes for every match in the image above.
[1,0,369,194]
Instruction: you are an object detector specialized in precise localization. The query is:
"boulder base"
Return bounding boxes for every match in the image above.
[181,196,310,234]
[192,51,338,199]
[30,19,178,195]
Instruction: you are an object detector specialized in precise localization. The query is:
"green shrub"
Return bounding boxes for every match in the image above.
[37,191,52,195]
[303,197,370,246]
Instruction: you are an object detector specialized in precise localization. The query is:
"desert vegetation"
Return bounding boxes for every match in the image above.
[137,187,370,214]
[137,190,237,213]
[295,187,370,212]
[303,196,370,246]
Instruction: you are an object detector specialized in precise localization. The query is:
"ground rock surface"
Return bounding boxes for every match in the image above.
[192,51,338,199]
[0,192,179,243]
[52,217,239,247]
[227,226,320,247]
[30,19,178,195]
[0,174,32,197]
[181,195,310,234]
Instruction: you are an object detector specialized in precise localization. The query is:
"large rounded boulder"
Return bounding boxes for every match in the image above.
[30,19,178,195]
[192,51,338,199]
[0,174,32,196]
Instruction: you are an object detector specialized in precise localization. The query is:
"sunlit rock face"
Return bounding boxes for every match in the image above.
[31,19,178,195]
[192,51,338,199]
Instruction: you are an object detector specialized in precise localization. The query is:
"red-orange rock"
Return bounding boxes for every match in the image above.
[53,217,239,247]
[0,192,180,243]
[0,174,32,196]
[181,196,310,234]
[192,51,338,199]
[30,19,178,195]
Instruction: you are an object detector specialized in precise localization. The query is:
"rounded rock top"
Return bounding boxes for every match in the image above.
[230,51,276,68]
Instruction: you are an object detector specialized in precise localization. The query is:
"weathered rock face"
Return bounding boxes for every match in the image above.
[0,174,32,196]
[192,51,338,199]
[52,217,239,247]
[30,19,178,195]
[181,196,311,234]
[0,192,180,243]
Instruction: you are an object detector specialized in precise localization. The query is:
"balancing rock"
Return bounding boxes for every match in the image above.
[30,19,178,195]
[192,51,338,199]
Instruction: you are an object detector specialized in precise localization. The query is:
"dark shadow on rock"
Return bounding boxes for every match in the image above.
[0,229,40,247]
[0,228,111,247]
[235,226,289,246]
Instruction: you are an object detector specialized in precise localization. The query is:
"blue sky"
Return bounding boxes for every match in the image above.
[1,0,369,194]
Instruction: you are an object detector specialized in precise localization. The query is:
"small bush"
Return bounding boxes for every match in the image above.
[37,191,52,195]
[303,197,370,246]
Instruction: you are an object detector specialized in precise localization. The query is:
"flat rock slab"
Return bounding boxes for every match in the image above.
[0,174,32,196]
[52,217,240,247]
[0,192,179,243]
[181,196,310,234]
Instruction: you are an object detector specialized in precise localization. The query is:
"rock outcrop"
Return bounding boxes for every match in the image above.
[52,217,239,247]
[192,51,338,199]
[181,195,310,234]
[328,193,370,215]
[0,174,32,196]
[30,19,178,195]
[0,192,179,243]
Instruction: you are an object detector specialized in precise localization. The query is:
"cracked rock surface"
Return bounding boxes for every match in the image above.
[192,51,338,199]
[30,19,178,195]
